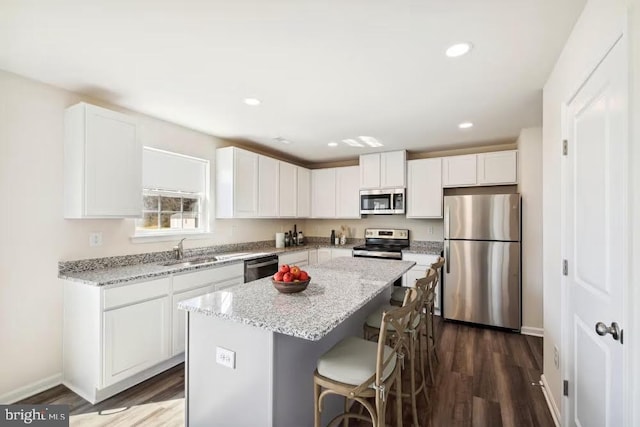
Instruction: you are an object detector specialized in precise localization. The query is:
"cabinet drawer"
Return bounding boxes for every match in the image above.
[103,277,171,310]
[402,253,439,265]
[172,263,244,293]
[278,251,308,267]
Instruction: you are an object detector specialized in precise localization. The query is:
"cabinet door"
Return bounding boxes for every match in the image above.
[477,151,517,185]
[331,248,352,259]
[335,166,361,218]
[279,251,309,268]
[380,151,406,188]
[442,154,477,187]
[172,285,216,356]
[296,167,311,218]
[103,296,170,386]
[407,158,443,218]
[359,153,380,189]
[215,276,243,291]
[311,169,336,218]
[278,161,297,217]
[402,266,427,287]
[258,155,279,217]
[234,149,259,217]
[317,248,332,263]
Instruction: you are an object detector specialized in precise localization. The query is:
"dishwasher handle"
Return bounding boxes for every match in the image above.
[245,259,278,269]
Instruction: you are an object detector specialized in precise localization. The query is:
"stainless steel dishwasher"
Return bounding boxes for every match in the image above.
[244,254,279,283]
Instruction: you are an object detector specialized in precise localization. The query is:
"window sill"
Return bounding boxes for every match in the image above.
[130,232,214,244]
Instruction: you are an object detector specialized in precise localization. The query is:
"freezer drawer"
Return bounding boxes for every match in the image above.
[443,240,520,329]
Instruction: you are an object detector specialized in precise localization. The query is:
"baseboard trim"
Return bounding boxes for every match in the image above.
[0,373,62,404]
[540,374,560,427]
[521,326,544,337]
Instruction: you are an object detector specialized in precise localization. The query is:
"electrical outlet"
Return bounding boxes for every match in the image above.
[427,226,434,235]
[216,346,236,369]
[89,232,103,247]
[554,346,560,369]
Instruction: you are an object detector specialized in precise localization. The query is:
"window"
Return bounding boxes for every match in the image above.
[135,147,209,237]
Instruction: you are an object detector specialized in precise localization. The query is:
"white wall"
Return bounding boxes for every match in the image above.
[542,0,627,413]
[0,70,303,402]
[306,217,443,242]
[517,127,543,334]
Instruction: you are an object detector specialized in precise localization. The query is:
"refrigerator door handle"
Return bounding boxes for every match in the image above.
[444,205,450,239]
[445,240,450,274]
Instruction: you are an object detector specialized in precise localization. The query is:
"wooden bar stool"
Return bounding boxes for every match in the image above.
[313,288,420,427]
[363,270,437,426]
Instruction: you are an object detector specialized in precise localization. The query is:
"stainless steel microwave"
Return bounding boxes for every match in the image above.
[360,188,405,214]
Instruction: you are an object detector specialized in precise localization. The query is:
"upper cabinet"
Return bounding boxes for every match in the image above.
[296,167,311,218]
[406,158,443,218]
[477,151,518,185]
[359,150,406,189]
[279,161,298,218]
[257,155,279,217]
[442,150,517,187]
[311,166,361,219]
[64,103,142,218]
[216,147,258,218]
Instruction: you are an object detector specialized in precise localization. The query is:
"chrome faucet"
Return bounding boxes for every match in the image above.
[174,238,186,260]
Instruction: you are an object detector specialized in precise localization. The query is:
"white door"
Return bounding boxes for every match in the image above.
[296,167,311,217]
[563,37,627,427]
[406,158,442,218]
[311,169,336,218]
[335,166,360,218]
[172,285,216,356]
[442,154,477,187]
[258,155,279,217]
[279,161,297,217]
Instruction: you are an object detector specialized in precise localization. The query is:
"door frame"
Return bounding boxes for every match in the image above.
[559,31,633,426]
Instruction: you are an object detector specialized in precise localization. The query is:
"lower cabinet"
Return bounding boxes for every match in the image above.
[278,250,309,268]
[402,253,441,311]
[104,295,171,386]
[317,248,332,263]
[63,262,243,404]
[331,248,353,258]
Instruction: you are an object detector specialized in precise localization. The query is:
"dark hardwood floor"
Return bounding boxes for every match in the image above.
[19,318,553,426]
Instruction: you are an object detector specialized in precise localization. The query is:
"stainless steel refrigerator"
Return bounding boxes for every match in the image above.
[443,194,521,330]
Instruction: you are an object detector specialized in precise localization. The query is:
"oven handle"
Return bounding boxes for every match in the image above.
[245,259,278,269]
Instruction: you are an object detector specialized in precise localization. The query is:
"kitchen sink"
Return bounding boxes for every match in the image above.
[161,252,253,267]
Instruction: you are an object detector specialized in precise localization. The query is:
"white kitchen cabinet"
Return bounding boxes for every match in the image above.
[103,295,171,386]
[297,167,311,217]
[278,250,309,268]
[278,162,297,217]
[406,158,443,218]
[477,150,518,185]
[64,102,141,218]
[331,248,353,258]
[317,248,332,263]
[258,155,279,217]
[442,150,518,187]
[216,147,259,218]
[402,253,441,312]
[63,262,243,403]
[335,166,361,218]
[359,150,406,189]
[442,154,477,187]
[311,168,337,218]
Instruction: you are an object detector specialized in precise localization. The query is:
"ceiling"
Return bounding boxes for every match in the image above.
[0,0,586,164]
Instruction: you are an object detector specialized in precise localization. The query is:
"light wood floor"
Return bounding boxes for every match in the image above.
[19,318,553,426]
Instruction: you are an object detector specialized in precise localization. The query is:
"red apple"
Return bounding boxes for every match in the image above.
[279,264,290,274]
[273,271,284,281]
[290,266,301,279]
[299,271,309,281]
[282,272,293,283]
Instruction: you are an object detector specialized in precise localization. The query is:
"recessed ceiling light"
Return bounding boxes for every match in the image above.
[446,43,472,58]
[273,137,291,144]
[458,122,474,129]
[328,142,338,147]
[343,139,364,147]
[243,98,261,106]
[359,136,384,148]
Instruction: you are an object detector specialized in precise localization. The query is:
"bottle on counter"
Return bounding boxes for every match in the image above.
[298,231,304,246]
[284,232,291,247]
[330,230,336,246]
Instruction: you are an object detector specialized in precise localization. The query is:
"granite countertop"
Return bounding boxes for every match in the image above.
[178,257,416,341]
[58,244,359,287]
[402,241,444,255]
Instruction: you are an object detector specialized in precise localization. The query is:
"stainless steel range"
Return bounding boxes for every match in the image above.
[352,228,410,260]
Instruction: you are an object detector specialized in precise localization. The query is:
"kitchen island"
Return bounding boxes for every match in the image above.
[179,257,415,427]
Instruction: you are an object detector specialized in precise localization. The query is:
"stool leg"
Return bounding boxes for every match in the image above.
[395,368,403,427]
[430,310,439,364]
[409,337,419,427]
[425,316,435,385]
[314,380,321,427]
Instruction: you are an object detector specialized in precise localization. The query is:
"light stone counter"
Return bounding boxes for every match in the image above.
[179,257,415,341]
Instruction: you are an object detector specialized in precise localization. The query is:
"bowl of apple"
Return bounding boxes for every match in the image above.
[272,264,311,294]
